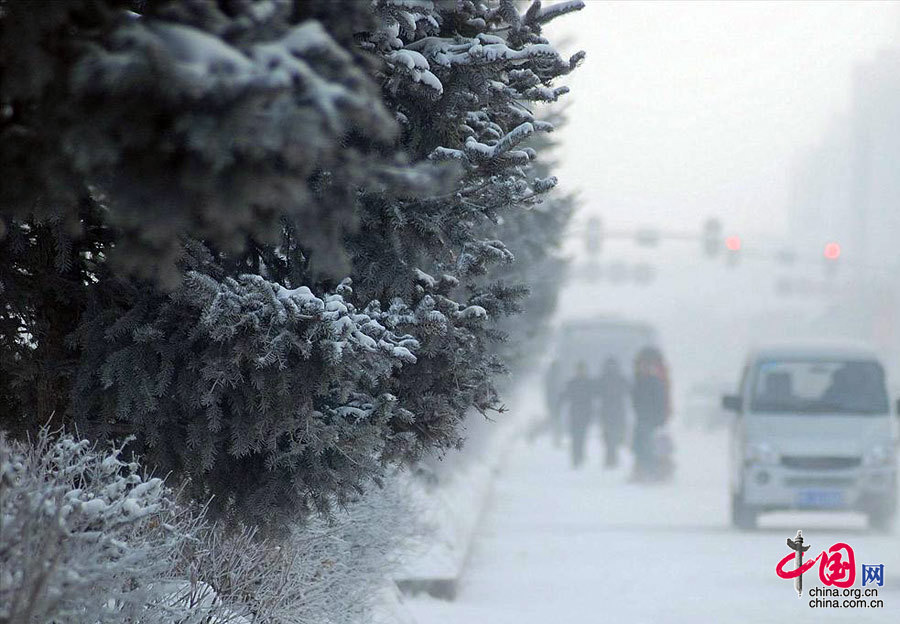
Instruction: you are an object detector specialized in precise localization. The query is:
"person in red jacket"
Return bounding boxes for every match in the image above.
[631,347,671,480]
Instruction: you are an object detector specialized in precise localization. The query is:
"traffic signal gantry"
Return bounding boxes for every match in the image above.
[579,216,844,277]
[582,216,743,263]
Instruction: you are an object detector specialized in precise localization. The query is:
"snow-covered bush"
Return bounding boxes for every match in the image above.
[167,469,423,624]
[274,471,424,624]
[0,428,212,623]
[0,426,423,624]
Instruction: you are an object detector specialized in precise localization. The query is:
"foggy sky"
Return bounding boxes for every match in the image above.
[548,1,899,240]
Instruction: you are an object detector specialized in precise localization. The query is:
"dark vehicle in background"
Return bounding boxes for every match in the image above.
[547,318,661,386]
[723,344,899,531]
[543,318,672,478]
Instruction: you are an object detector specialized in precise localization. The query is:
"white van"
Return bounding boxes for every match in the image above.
[722,345,898,530]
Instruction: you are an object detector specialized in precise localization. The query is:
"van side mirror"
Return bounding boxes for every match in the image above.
[722,394,742,413]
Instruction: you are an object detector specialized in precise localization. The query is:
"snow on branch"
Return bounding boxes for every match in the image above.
[407,37,565,68]
[533,176,559,193]
[385,48,443,93]
[383,0,435,9]
[523,84,570,102]
[457,239,515,277]
[430,122,547,166]
[193,273,419,366]
[526,0,587,26]
[85,18,384,139]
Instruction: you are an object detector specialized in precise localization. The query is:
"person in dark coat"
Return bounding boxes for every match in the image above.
[597,357,630,468]
[544,358,564,446]
[631,347,670,480]
[560,361,597,469]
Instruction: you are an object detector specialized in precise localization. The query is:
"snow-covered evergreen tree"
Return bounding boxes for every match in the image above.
[1,0,403,430]
[487,104,577,375]
[351,0,584,454]
[0,0,583,529]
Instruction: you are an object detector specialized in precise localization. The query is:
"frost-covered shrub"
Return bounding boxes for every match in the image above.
[0,428,210,623]
[169,523,291,624]
[0,427,423,624]
[163,470,422,624]
[266,471,424,624]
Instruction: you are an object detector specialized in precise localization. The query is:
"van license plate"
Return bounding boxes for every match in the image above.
[796,489,844,508]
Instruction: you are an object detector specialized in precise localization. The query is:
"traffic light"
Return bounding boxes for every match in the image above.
[725,235,741,266]
[823,241,840,277]
[702,218,723,257]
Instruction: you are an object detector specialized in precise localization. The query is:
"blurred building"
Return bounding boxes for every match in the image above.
[848,47,900,269]
[789,117,854,255]
[791,47,900,268]
[788,47,900,365]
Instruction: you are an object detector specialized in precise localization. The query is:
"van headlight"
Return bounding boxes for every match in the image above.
[745,442,779,465]
[864,444,895,467]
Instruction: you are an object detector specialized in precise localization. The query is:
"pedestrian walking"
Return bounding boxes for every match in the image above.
[560,361,597,469]
[544,358,564,446]
[631,347,670,480]
[597,357,630,468]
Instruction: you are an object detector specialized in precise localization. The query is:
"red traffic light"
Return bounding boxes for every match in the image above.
[823,242,841,260]
[725,235,741,252]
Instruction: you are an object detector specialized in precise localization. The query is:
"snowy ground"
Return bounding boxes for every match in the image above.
[405,419,900,623]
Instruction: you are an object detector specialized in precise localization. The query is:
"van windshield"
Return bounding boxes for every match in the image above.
[750,360,888,414]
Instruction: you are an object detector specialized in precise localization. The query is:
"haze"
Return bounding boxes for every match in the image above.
[549,1,900,237]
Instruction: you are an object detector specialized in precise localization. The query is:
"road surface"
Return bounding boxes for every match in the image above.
[406,420,900,623]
